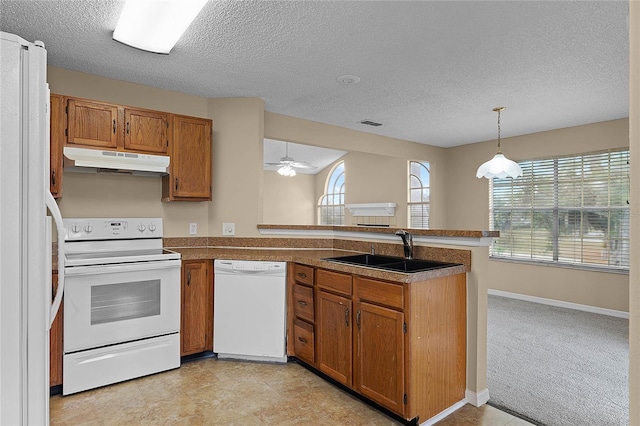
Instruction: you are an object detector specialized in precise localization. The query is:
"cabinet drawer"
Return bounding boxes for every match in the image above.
[293,283,314,322]
[355,277,404,310]
[293,319,315,365]
[317,269,352,296]
[293,264,314,286]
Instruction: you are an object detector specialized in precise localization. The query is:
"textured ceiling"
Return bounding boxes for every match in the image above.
[0,1,629,148]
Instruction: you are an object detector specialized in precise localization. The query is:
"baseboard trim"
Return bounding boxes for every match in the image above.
[419,399,467,425]
[488,289,629,319]
[465,388,490,407]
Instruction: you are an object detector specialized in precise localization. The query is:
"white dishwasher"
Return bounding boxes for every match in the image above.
[213,259,288,363]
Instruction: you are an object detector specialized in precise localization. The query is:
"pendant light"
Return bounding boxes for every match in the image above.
[476,107,523,179]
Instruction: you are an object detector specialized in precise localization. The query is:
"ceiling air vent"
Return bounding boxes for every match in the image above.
[359,119,383,127]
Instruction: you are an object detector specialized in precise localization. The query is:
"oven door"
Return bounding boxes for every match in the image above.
[63,259,181,353]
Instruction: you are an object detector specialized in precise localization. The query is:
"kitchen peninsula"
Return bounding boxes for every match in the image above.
[164,225,495,425]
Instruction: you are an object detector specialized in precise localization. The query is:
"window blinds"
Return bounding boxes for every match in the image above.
[490,149,630,270]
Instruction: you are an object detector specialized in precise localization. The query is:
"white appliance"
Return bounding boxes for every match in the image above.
[62,218,181,395]
[213,260,287,363]
[63,146,170,175]
[0,32,65,425]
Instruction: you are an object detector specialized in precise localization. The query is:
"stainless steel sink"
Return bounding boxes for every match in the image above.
[324,254,461,273]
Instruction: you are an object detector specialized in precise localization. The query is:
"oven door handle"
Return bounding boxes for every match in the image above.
[46,191,65,328]
[65,259,181,276]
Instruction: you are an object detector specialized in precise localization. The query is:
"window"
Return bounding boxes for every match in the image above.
[408,161,430,229]
[490,149,630,270]
[318,161,345,225]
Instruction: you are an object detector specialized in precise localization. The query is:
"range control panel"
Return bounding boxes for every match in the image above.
[63,218,164,241]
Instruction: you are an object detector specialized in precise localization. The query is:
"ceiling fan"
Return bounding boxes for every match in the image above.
[264,142,317,176]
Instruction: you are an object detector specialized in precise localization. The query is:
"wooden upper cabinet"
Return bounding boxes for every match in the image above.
[66,98,120,148]
[163,114,212,201]
[124,108,169,154]
[49,94,64,198]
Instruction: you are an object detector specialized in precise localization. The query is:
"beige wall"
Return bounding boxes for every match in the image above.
[444,119,630,312]
[264,112,447,227]
[207,97,265,237]
[263,170,315,224]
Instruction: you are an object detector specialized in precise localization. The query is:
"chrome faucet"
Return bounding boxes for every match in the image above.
[395,230,413,259]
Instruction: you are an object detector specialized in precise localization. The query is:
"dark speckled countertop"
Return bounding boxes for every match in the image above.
[169,247,468,284]
[54,227,479,283]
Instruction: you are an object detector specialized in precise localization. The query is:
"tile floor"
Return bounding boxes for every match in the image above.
[50,358,533,425]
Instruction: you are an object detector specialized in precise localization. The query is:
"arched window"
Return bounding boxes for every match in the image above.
[318,161,345,225]
[408,161,430,228]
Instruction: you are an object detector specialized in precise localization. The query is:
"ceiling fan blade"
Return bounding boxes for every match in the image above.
[264,162,284,167]
[291,162,317,169]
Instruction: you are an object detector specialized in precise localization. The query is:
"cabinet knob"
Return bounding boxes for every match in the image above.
[51,170,56,185]
[297,337,307,344]
[175,177,178,191]
[187,271,191,286]
[356,310,361,329]
[297,300,307,306]
[345,308,350,327]
[113,119,116,133]
[126,122,130,134]
[297,272,307,278]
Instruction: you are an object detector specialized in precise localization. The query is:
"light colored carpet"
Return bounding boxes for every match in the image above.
[487,295,628,426]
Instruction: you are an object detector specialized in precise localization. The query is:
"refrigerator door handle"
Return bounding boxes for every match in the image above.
[45,191,64,327]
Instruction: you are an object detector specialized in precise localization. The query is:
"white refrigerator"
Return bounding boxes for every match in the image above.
[0,31,65,425]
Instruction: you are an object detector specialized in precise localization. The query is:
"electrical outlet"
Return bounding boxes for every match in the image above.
[222,222,235,236]
[189,223,197,235]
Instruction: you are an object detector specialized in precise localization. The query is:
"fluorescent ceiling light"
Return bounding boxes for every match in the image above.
[113,0,208,54]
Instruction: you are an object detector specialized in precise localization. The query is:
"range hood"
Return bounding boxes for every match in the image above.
[63,146,170,176]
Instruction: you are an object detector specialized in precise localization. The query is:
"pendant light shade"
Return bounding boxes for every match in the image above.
[476,107,523,179]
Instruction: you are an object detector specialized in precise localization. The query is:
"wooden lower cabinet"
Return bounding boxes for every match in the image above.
[180,260,213,356]
[354,301,404,414]
[316,290,352,386]
[292,319,315,365]
[50,273,63,386]
[291,264,467,423]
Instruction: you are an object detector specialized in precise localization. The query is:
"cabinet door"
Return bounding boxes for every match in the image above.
[317,291,352,386]
[124,108,169,154]
[164,115,212,201]
[355,301,405,415]
[50,273,63,386]
[49,94,64,198]
[181,260,213,356]
[67,98,120,148]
